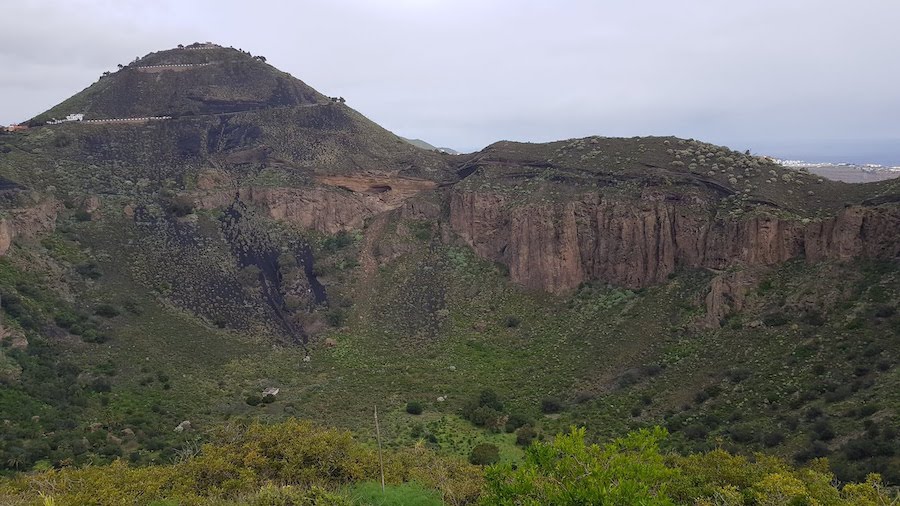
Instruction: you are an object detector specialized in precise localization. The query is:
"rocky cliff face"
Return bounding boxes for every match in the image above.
[450,188,900,294]
[0,199,61,256]
[191,173,438,235]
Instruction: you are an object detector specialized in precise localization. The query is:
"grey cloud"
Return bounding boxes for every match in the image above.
[1,0,898,163]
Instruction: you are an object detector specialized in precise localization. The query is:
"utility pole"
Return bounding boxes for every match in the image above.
[374,405,385,493]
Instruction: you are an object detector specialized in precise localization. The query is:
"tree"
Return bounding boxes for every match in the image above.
[469,443,499,466]
[483,427,677,505]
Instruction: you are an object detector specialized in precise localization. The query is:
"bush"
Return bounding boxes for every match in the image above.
[504,413,529,433]
[810,420,835,441]
[762,311,789,326]
[515,426,537,446]
[874,305,896,318]
[682,424,708,440]
[801,310,826,326]
[469,443,500,466]
[325,308,346,327]
[857,404,879,418]
[165,196,194,217]
[693,390,710,404]
[405,401,423,415]
[728,424,756,444]
[762,431,785,447]
[245,395,262,406]
[504,315,521,328]
[94,304,120,318]
[541,397,563,414]
[75,261,102,279]
[726,367,751,383]
[89,378,112,393]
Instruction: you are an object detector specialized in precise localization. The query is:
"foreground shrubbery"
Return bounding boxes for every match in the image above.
[1,420,896,505]
[0,419,482,505]
[483,427,897,505]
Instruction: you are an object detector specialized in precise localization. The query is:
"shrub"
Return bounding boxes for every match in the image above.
[165,196,194,217]
[762,431,786,447]
[726,368,751,383]
[405,401,423,415]
[89,378,112,393]
[504,315,521,328]
[504,414,529,433]
[874,305,896,318]
[325,308,346,327]
[245,395,262,406]
[824,385,851,403]
[801,310,826,326]
[468,406,503,429]
[75,261,102,279]
[810,420,835,441]
[322,231,354,252]
[469,443,500,466]
[94,304,120,318]
[682,424,708,440]
[728,425,756,443]
[81,332,109,344]
[804,406,823,421]
[515,426,537,446]
[762,311,789,326]
[857,404,879,418]
[541,397,563,414]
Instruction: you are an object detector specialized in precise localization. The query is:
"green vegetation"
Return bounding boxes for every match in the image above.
[0,419,482,505]
[482,426,897,505]
[2,421,895,505]
[468,443,500,466]
[2,45,900,503]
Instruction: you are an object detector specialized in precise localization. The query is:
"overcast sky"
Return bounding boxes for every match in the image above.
[2,0,899,163]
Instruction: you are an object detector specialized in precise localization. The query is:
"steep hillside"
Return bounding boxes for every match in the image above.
[0,43,898,492]
[31,44,325,122]
[450,138,900,293]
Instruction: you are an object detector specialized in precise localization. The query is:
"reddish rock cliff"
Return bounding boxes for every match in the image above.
[450,189,900,294]
[191,173,438,235]
[0,199,61,256]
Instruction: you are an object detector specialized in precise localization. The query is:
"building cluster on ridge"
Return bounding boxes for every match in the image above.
[46,113,84,125]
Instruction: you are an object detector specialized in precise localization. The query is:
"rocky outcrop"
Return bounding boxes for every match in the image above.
[450,189,900,294]
[0,199,60,256]
[702,270,759,328]
[194,186,378,234]
[192,173,438,235]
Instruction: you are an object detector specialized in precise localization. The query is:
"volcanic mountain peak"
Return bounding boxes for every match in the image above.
[31,43,326,124]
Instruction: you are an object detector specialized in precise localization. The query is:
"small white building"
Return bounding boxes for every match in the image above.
[66,113,84,122]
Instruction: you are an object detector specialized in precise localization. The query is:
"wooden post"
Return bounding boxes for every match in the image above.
[374,405,385,493]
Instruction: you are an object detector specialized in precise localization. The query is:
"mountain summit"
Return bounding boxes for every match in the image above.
[32,43,326,123]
